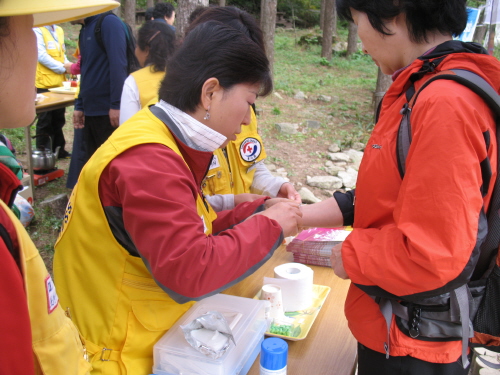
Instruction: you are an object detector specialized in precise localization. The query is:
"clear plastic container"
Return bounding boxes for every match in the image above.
[153,294,269,375]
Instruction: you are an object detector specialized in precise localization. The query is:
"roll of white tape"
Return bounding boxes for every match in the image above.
[264,263,314,312]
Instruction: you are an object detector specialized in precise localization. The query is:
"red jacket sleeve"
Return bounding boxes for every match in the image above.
[100,144,283,302]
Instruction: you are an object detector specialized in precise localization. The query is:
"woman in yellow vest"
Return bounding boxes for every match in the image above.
[0,0,119,374]
[119,21,175,125]
[54,20,303,375]
[192,6,302,211]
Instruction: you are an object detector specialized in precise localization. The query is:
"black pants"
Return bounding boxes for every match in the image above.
[83,115,116,160]
[66,127,87,189]
[36,88,66,154]
[357,343,470,375]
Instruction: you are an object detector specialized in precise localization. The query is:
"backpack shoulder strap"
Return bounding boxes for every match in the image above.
[94,10,114,51]
[397,69,500,179]
[397,69,500,279]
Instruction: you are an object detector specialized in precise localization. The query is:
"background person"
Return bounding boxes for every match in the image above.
[152,2,175,31]
[34,24,72,159]
[54,20,302,374]
[301,0,500,374]
[73,11,128,160]
[64,18,87,189]
[144,6,154,22]
[119,21,175,124]
[0,1,119,373]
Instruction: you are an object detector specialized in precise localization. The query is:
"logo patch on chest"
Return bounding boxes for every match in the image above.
[240,138,262,162]
[45,275,59,314]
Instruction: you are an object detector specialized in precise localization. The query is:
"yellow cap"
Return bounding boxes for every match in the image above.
[0,0,120,27]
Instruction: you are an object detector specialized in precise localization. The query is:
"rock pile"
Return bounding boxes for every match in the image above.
[267,142,364,204]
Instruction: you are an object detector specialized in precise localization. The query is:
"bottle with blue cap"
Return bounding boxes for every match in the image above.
[260,337,288,375]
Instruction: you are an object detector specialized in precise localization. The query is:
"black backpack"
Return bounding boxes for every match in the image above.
[94,11,140,75]
[394,66,500,369]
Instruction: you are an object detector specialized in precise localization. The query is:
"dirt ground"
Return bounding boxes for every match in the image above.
[32,89,371,204]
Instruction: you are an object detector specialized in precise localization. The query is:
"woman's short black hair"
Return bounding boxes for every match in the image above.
[159,21,272,113]
[188,5,208,24]
[186,6,265,52]
[336,0,468,43]
[144,7,154,22]
[137,21,175,72]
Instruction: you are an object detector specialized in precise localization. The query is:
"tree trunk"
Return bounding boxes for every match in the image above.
[260,0,277,76]
[346,22,358,57]
[176,0,209,37]
[113,0,122,17]
[147,0,154,8]
[373,67,392,121]
[332,0,337,37]
[219,0,226,6]
[320,0,325,30]
[123,0,136,26]
[321,0,334,59]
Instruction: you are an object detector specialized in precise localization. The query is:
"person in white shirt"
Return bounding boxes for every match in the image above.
[119,21,175,125]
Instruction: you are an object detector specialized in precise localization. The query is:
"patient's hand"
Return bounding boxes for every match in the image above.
[234,193,265,206]
[257,201,303,237]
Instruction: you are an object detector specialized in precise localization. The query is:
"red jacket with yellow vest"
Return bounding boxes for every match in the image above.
[54,104,283,374]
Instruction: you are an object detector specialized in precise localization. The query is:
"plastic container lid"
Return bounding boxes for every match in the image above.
[260,337,288,370]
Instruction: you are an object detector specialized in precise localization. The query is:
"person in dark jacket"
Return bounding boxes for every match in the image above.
[73,13,128,160]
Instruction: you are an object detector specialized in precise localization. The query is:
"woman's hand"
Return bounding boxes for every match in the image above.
[277,182,301,203]
[256,201,302,237]
[330,243,349,279]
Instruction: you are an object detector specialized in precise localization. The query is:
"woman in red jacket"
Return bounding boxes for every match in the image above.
[301,0,500,374]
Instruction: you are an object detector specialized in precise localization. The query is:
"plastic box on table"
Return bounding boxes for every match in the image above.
[153,294,269,375]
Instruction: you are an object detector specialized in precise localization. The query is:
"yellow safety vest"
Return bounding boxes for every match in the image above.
[130,66,165,108]
[54,107,216,375]
[202,108,267,196]
[0,201,91,375]
[35,26,66,89]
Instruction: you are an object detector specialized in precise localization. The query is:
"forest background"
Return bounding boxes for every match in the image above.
[2,0,498,272]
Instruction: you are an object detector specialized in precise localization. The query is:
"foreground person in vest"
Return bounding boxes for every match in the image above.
[54,21,302,375]
[0,0,119,373]
[119,21,175,125]
[186,6,300,211]
[300,0,500,374]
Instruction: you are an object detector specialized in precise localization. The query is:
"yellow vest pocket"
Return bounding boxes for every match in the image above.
[120,300,193,374]
[33,316,92,375]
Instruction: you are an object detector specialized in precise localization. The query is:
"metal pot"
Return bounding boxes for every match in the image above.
[31,135,60,171]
